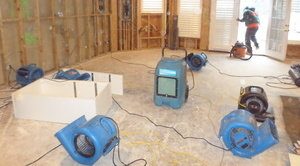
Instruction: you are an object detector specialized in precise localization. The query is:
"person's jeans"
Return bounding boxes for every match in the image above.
[245,27,259,54]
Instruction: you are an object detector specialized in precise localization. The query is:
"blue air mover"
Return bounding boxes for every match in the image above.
[219,109,279,158]
[154,47,188,109]
[55,115,119,165]
[16,64,44,86]
[185,52,207,71]
[54,69,90,80]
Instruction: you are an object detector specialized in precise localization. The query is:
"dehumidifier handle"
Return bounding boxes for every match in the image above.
[161,47,187,58]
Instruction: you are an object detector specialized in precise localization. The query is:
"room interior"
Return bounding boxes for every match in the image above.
[0,0,300,165]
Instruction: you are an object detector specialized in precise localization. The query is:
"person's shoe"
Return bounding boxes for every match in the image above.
[255,44,259,50]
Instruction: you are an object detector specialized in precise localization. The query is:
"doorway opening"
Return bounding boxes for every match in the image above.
[237,0,272,55]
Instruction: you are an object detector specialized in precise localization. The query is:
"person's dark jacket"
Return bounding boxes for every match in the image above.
[238,9,260,28]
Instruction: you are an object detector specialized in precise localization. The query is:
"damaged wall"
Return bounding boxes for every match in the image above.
[1,0,300,85]
[0,0,117,85]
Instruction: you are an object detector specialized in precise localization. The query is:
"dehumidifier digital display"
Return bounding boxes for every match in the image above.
[157,76,177,98]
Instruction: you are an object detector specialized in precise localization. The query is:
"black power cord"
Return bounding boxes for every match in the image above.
[112,144,147,166]
[0,100,11,110]
[105,116,148,166]
[25,117,147,166]
[110,53,196,92]
[110,53,155,70]
[189,68,195,91]
[7,65,22,90]
[207,61,299,89]
[208,61,277,78]
[25,144,62,166]
[112,97,230,151]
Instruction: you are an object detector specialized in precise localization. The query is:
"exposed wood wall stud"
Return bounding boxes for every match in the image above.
[74,0,82,62]
[15,0,27,65]
[50,0,58,69]
[35,0,44,68]
[0,7,7,84]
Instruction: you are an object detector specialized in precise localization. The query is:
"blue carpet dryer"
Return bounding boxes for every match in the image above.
[219,109,279,158]
[16,64,44,86]
[54,69,90,80]
[154,47,188,109]
[185,52,207,71]
[55,115,119,165]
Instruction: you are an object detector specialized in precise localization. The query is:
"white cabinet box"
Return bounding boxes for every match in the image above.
[12,78,117,123]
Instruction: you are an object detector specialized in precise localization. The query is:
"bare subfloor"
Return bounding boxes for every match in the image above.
[1,49,300,166]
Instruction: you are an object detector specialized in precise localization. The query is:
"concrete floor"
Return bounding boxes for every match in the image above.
[1,49,300,166]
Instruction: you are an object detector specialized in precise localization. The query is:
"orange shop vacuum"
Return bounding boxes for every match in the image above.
[229,41,252,60]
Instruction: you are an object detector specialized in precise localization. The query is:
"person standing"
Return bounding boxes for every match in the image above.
[237,7,260,54]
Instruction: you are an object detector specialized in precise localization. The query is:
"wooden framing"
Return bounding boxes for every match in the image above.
[93,0,99,56]
[35,0,43,67]
[61,0,71,64]
[15,0,27,65]
[0,7,6,84]
[83,1,91,59]
[0,0,214,86]
[74,0,82,62]
[137,0,141,49]
[136,0,166,49]
[0,0,115,85]
[110,0,118,51]
[200,0,211,50]
[50,0,58,69]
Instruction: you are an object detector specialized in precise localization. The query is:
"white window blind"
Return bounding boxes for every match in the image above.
[178,0,202,38]
[209,0,239,51]
[142,0,163,13]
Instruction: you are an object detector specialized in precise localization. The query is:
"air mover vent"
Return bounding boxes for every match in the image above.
[75,134,95,158]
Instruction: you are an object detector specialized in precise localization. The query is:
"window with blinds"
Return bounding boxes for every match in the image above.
[178,0,202,38]
[141,0,163,13]
[289,0,300,41]
[209,0,239,51]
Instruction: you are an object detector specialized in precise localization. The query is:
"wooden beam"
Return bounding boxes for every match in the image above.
[62,0,71,64]
[50,0,58,68]
[147,14,150,48]
[15,0,27,65]
[102,15,107,53]
[0,7,7,84]
[137,0,141,49]
[93,0,99,56]
[131,0,135,50]
[110,0,118,51]
[35,0,43,68]
[161,0,167,47]
[83,1,91,59]
[74,0,81,62]
[200,0,211,50]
